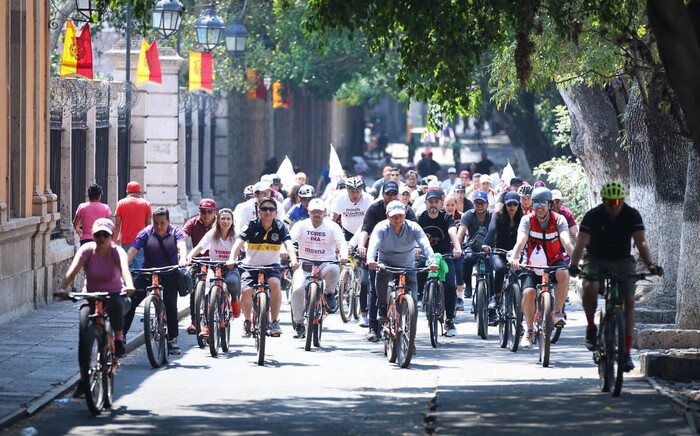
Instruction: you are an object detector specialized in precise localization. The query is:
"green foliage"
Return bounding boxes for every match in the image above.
[533,156,588,221]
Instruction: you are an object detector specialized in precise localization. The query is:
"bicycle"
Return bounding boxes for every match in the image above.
[519,265,562,367]
[338,252,363,323]
[466,250,491,340]
[299,257,342,351]
[69,291,125,415]
[195,260,233,357]
[581,270,654,397]
[131,265,180,368]
[190,257,211,349]
[491,249,524,352]
[280,257,293,303]
[238,264,278,366]
[377,264,423,368]
[419,254,453,348]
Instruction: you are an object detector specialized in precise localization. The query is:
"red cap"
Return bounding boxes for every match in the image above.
[424,149,433,155]
[199,198,217,210]
[460,170,470,177]
[126,181,141,193]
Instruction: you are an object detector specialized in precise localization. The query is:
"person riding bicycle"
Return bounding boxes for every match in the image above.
[227,197,299,338]
[568,181,662,371]
[125,207,189,355]
[482,191,524,325]
[285,184,315,228]
[517,184,533,214]
[366,201,438,342]
[186,208,241,337]
[289,199,348,339]
[416,190,463,336]
[234,181,284,235]
[508,187,574,348]
[456,191,492,303]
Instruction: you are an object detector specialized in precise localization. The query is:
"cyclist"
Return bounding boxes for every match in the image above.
[285,184,315,228]
[444,195,466,310]
[568,182,662,371]
[416,190,463,336]
[508,187,574,348]
[482,191,524,325]
[125,207,189,355]
[367,200,438,342]
[234,181,284,235]
[452,183,474,214]
[551,189,579,240]
[289,199,348,338]
[469,174,497,211]
[183,198,217,334]
[331,176,374,326]
[456,191,492,302]
[517,184,533,214]
[227,197,299,338]
[495,178,524,212]
[186,208,241,337]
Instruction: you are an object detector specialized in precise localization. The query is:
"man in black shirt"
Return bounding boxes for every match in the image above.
[417,149,442,178]
[417,190,462,336]
[475,151,494,175]
[456,191,492,301]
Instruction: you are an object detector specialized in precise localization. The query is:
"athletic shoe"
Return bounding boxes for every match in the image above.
[269,320,283,337]
[231,300,241,318]
[293,323,306,339]
[167,338,181,355]
[186,322,197,335]
[455,298,465,312]
[624,354,635,372]
[199,325,210,338]
[359,314,369,328]
[241,319,252,338]
[325,293,338,313]
[115,339,126,358]
[585,326,597,351]
[366,329,380,342]
[445,319,457,337]
[488,308,498,326]
[377,306,388,323]
[554,311,566,327]
[522,330,534,348]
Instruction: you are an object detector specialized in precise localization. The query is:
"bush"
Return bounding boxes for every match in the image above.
[533,156,589,222]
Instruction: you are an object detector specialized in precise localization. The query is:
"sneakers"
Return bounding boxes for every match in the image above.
[377,306,388,323]
[366,329,380,342]
[231,300,241,319]
[186,321,197,335]
[488,308,498,326]
[522,330,534,348]
[554,311,567,327]
[269,319,283,337]
[241,319,252,338]
[293,323,306,339]
[167,338,181,355]
[115,339,126,358]
[585,326,597,351]
[445,319,457,337]
[199,325,210,338]
[359,314,369,328]
[325,293,338,313]
[455,298,465,312]
[463,290,472,299]
[624,354,635,372]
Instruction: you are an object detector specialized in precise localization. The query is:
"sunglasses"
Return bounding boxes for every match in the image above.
[259,206,277,212]
[603,198,623,207]
[200,209,215,215]
[474,201,487,206]
[533,200,548,207]
[94,231,110,239]
[506,202,519,207]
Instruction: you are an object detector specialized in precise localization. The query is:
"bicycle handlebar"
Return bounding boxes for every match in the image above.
[237,264,281,271]
[68,291,127,302]
[131,265,181,275]
[298,257,344,265]
[377,263,430,274]
[579,271,658,282]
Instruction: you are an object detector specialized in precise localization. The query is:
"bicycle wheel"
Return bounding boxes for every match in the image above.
[351,270,361,320]
[208,285,222,357]
[397,295,417,368]
[339,269,353,323]
[427,281,439,348]
[539,292,553,367]
[81,325,105,415]
[221,296,231,353]
[313,300,323,348]
[194,280,207,348]
[610,307,626,397]
[476,281,488,340]
[103,323,115,409]
[385,305,397,363]
[305,283,319,351]
[598,310,611,392]
[254,290,268,366]
[498,290,510,349]
[508,283,523,352]
[143,294,166,368]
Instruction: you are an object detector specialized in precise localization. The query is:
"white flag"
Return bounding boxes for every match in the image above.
[276,156,296,192]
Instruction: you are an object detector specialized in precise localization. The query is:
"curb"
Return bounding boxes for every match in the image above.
[0,304,190,431]
[647,377,699,435]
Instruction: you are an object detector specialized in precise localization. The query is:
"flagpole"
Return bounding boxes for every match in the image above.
[124,1,132,187]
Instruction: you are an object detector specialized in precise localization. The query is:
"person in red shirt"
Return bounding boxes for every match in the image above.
[74,183,112,245]
[113,181,152,269]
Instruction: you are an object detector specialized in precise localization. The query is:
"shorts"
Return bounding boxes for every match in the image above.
[240,265,281,289]
[582,253,636,297]
[521,260,568,290]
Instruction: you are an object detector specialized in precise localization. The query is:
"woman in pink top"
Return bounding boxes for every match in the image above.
[74,183,112,245]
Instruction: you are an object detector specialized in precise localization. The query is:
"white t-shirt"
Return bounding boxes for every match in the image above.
[198,229,236,262]
[289,218,347,262]
[330,192,374,235]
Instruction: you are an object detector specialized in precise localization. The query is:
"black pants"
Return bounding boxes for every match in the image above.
[124,273,180,339]
[418,262,457,319]
[491,253,509,296]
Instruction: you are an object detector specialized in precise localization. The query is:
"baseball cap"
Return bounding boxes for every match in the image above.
[126,181,141,193]
[448,167,456,174]
[254,181,271,192]
[423,175,438,184]
[424,148,433,155]
[386,200,406,216]
[261,174,275,184]
[534,180,546,188]
[427,181,441,189]
[480,174,492,184]
[295,172,307,180]
[384,181,399,194]
[308,198,326,212]
[510,177,524,187]
[472,173,482,180]
[459,170,470,178]
[199,198,217,210]
[473,191,489,203]
[426,190,443,200]
[454,183,466,191]
[551,189,563,201]
[504,191,520,205]
[272,176,281,184]
[92,218,114,235]
[399,183,411,195]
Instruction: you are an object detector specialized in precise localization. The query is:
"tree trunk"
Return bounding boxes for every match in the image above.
[676,145,700,328]
[559,82,629,207]
[501,91,555,169]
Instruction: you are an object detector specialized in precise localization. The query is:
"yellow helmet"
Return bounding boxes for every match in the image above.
[600,181,626,200]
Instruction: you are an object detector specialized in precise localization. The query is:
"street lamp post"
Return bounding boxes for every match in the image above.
[264,76,274,160]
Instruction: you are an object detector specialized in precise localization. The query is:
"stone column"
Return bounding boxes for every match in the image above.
[200,94,214,199]
[85,103,96,185]
[59,103,74,245]
[213,94,231,206]
[177,90,188,209]
[107,93,119,207]
[189,95,202,206]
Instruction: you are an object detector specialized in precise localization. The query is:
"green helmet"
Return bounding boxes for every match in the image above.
[600,181,626,200]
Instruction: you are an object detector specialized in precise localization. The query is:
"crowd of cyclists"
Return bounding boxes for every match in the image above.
[56,154,664,395]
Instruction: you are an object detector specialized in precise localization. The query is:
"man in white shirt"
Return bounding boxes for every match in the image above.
[289,199,348,338]
[233,181,284,235]
[441,167,458,192]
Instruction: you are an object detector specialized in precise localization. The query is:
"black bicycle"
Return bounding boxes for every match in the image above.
[491,249,524,352]
[519,265,562,367]
[467,250,491,340]
[298,258,342,350]
[195,260,232,357]
[190,257,211,349]
[420,254,453,348]
[238,264,278,366]
[338,252,363,323]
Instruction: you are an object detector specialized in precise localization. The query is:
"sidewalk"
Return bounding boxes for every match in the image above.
[0,294,190,430]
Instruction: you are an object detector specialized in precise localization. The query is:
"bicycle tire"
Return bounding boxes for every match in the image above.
[397,295,417,368]
[539,292,553,367]
[143,294,166,368]
[194,280,207,348]
[221,295,231,353]
[611,307,626,397]
[597,309,610,392]
[82,325,105,415]
[352,267,361,319]
[208,285,222,357]
[427,281,439,348]
[476,281,488,340]
[103,321,115,409]
[305,283,319,351]
[254,290,268,366]
[339,269,352,323]
[508,283,523,352]
[386,305,397,363]
[498,289,509,349]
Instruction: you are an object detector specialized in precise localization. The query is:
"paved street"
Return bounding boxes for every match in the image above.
[5,293,691,435]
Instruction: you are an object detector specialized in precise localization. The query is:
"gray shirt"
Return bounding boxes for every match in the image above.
[517,212,569,238]
[367,219,435,267]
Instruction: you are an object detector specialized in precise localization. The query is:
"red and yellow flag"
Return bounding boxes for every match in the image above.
[245,68,267,100]
[189,51,213,92]
[60,20,93,79]
[273,81,291,109]
[135,39,162,85]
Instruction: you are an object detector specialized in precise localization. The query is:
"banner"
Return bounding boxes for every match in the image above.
[245,68,267,100]
[272,81,291,109]
[276,156,296,193]
[189,51,213,92]
[135,39,162,85]
[60,20,93,79]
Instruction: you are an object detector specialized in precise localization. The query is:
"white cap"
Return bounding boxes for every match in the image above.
[254,181,271,193]
[260,174,275,184]
[308,198,326,212]
[480,174,492,184]
[386,200,407,217]
[92,218,114,235]
[448,167,456,174]
[551,189,563,201]
[427,181,441,189]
